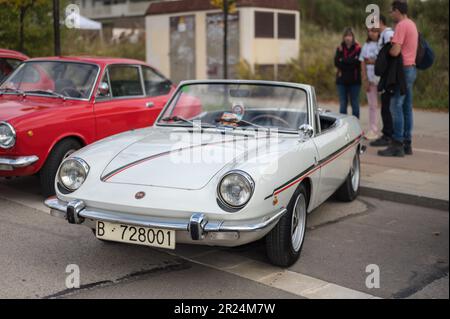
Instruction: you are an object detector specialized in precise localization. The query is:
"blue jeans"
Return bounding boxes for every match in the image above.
[337,84,361,119]
[390,66,417,143]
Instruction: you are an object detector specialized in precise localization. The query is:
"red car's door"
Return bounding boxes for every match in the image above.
[93,64,173,141]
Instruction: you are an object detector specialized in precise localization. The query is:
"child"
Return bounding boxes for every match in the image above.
[360,28,381,140]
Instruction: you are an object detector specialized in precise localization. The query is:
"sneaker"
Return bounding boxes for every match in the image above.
[370,135,391,147]
[365,131,378,141]
[404,141,413,155]
[378,140,405,157]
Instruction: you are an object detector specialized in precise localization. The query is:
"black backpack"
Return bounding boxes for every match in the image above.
[416,33,435,70]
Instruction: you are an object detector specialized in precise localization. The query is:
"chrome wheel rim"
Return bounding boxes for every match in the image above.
[350,155,360,192]
[291,193,307,252]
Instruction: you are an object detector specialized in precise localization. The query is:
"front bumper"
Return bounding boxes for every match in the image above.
[0,155,39,171]
[44,197,287,247]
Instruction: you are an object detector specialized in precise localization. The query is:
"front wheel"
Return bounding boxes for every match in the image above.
[334,152,360,202]
[39,138,81,197]
[265,184,308,267]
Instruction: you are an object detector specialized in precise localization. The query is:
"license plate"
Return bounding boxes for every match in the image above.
[96,221,175,249]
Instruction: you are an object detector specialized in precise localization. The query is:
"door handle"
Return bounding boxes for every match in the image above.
[145,102,155,108]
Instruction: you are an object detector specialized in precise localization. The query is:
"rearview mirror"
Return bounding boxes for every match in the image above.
[299,124,314,139]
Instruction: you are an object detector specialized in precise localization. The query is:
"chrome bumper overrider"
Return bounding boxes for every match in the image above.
[44,197,287,242]
[0,155,39,170]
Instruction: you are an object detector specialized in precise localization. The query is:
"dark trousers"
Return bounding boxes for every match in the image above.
[381,92,393,138]
[337,84,361,119]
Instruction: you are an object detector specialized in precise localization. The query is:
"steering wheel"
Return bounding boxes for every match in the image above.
[248,114,291,128]
[60,87,82,98]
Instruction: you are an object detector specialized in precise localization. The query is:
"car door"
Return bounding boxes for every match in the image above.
[93,64,172,141]
[312,118,353,205]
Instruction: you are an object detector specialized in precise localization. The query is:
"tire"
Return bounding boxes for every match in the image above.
[39,138,82,197]
[265,183,308,267]
[334,152,360,202]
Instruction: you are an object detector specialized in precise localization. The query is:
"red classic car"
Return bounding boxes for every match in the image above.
[0,56,176,196]
[0,49,28,83]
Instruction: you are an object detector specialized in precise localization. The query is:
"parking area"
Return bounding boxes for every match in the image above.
[0,176,447,299]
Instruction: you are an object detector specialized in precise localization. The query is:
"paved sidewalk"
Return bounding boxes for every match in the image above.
[322,103,449,210]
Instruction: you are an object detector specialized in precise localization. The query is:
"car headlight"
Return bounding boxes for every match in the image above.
[218,171,255,208]
[0,122,16,149]
[58,158,90,191]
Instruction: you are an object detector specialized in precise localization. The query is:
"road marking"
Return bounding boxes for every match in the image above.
[166,250,380,299]
[414,148,449,156]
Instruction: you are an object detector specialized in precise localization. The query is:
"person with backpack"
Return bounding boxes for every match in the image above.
[335,27,362,119]
[370,15,395,147]
[378,0,418,157]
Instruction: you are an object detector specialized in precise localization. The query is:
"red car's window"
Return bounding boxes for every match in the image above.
[142,66,172,97]
[108,65,143,97]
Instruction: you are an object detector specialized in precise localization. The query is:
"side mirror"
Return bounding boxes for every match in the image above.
[97,82,110,97]
[299,124,314,139]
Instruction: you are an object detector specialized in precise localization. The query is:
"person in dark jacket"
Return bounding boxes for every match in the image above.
[375,43,407,96]
[335,28,362,119]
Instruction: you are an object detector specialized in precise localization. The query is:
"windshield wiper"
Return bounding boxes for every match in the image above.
[25,89,66,100]
[0,88,24,95]
[161,115,194,124]
[161,116,216,129]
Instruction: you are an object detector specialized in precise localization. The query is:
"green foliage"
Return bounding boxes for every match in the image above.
[298,0,392,31]
[61,30,146,61]
[0,0,53,56]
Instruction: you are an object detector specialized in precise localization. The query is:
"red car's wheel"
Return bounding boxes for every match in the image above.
[39,138,81,197]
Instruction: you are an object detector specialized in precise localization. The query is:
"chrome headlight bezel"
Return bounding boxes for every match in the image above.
[0,121,16,149]
[217,170,255,210]
[57,157,90,192]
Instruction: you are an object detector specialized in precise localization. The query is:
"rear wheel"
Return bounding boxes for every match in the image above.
[265,184,308,267]
[335,152,360,202]
[39,138,82,197]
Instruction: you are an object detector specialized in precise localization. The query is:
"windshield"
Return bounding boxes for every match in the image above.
[158,83,308,132]
[0,61,99,99]
[0,58,22,84]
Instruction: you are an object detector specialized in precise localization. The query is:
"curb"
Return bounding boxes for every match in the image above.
[360,186,449,211]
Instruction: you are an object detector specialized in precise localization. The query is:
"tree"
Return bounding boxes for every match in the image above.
[0,0,50,55]
[210,0,237,79]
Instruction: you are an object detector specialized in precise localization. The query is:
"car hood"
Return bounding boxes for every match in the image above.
[0,97,58,122]
[100,128,282,190]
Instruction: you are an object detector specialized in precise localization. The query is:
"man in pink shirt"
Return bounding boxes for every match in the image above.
[378,0,418,157]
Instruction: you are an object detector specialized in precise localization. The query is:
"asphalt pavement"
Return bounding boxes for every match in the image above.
[0,176,447,299]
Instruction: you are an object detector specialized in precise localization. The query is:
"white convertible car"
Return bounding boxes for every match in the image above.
[45,80,364,267]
